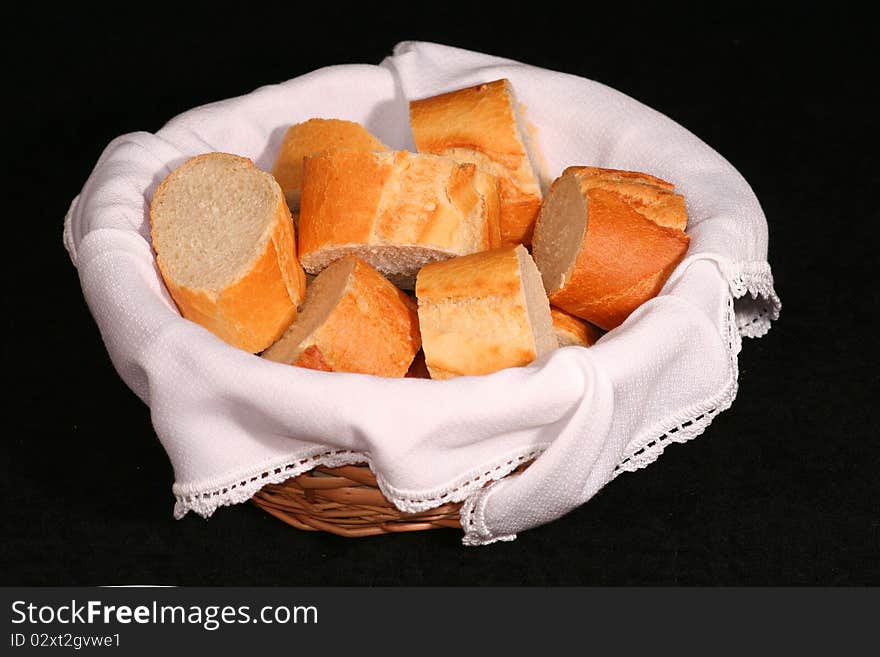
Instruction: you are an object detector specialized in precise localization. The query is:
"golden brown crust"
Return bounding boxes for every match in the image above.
[410,81,524,167]
[568,166,675,190]
[416,246,522,300]
[565,166,687,231]
[473,169,503,248]
[497,179,543,244]
[409,79,543,246]
[313,258,421,376]
[266,257,421,377]
[298,150,389,256]
[543,186,690,330]
[150,153,306,353]
[415,245,540,379]
[214,214,302,350]
[271,119,388,208]
[294,345,334,371]
[297,150,498,274]
[550,307,600,347]
[268,198,308,310]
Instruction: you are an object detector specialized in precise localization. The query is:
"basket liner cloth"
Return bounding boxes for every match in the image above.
[63,41,780,546]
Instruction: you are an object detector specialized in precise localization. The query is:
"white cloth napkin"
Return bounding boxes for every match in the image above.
[63,41,780,546]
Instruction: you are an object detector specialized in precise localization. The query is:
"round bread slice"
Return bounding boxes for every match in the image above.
[271,118,389,211]
[415,244,555,379]
[532,167,691,331]
[551,307,600,348]
[261,256,421,377]
[150,152,307,353]
[298,149,501,289]
[409,78,546,246]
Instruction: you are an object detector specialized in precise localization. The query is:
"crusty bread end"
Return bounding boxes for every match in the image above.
[416,245,554,379]
[262,256,420,377]
[533,168,690,330]
[150,152,306,353]
[272,118,388,211]
[298,150,501,289]
[409,79,544,246]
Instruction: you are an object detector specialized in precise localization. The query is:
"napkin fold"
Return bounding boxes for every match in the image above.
[64,41,780,546]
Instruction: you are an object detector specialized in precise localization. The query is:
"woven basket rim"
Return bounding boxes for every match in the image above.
[251,463,464,537]
[252,459,534,537]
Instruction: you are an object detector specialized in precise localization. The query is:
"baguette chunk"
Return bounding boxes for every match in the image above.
[410,79,545,246]
[298,150,501,289]
[551,307,600,347]
[262,256,421,377]
[533,167,690,331]
[150,152,306,353]
[416,245,555,379]
[271,118,388,211]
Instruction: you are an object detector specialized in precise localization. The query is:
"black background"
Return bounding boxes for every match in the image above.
[4,7,876,585]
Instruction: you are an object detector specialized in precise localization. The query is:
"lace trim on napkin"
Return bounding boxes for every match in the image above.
[173,445,547,520]
[609,260,779,479]
[174,260,781,535]
[379,447,546,514]
[460,260,781,546]
[173,448,363,519]
[611,294,741,478]
[725,260,782,338]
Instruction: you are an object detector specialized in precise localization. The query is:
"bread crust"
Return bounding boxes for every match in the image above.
[551,307,599,347]
[537,178,690,330]
[566,166,687,231]
[293,345,334,372]
[297,150,500,282]
[415,245,548,379]
[473,169,503,248]
[298,149,390,254]
[271,118,388,209]
[263,257,421,377]
[150,153,306,353]
[409,79,543,245]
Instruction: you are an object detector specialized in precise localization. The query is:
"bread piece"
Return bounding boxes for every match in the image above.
[415,245,555,379]
[533,167,691,331]
[271,118,389,211]
[150,152,306,353]
[262,256,420,377]
[409,79,545,245]
[551,307,600,348]
[573,166,687,230]
[298,149,501,289]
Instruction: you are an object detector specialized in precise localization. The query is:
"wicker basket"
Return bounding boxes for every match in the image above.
[252,459,534,536]
[251,464,463,537]
[252,352,526,537]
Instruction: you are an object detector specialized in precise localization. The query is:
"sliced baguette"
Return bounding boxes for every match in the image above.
[572,166,687,230]
[261,256,421,377]
[551,307,600,348]
[298,149,501,289]
[149,152,306,353]
[415,245,555,379]
[532,167,690,331]
[271,118,389,211]
[409,79,545,246]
